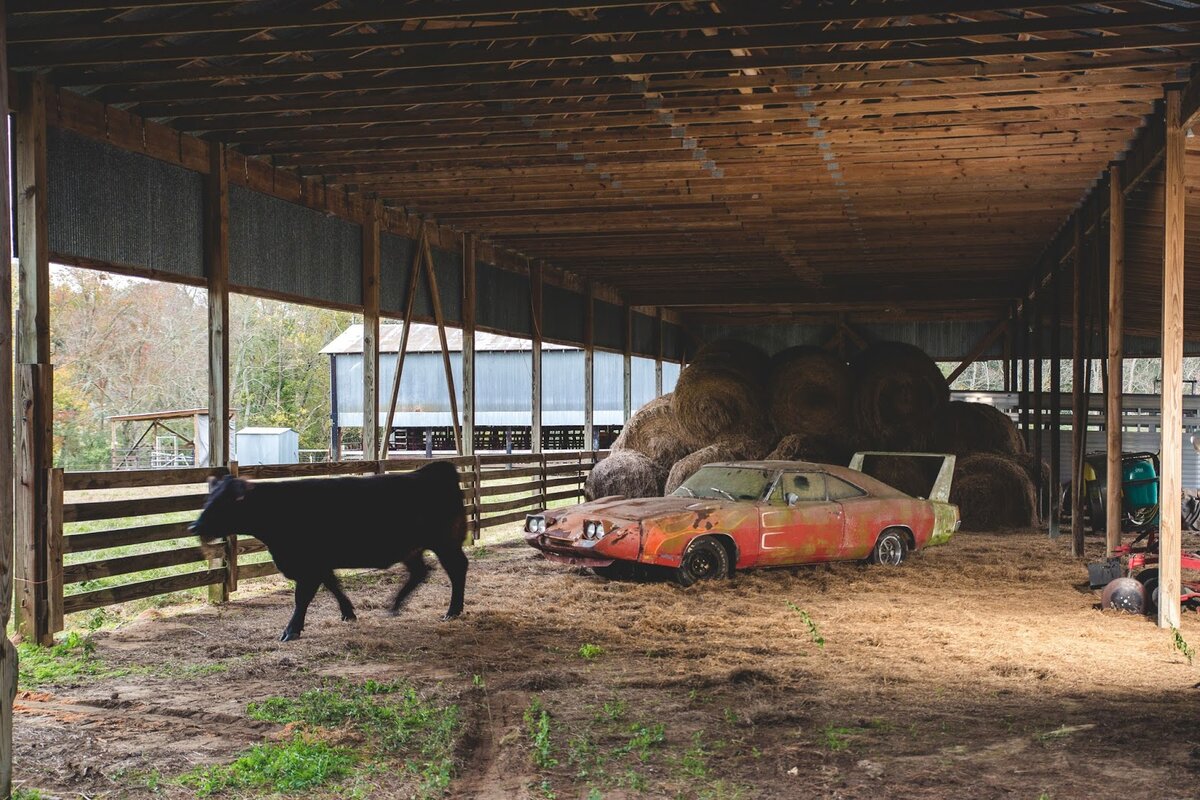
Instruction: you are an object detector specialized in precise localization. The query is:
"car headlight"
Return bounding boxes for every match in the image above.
[526,515,546,534]
[584,521,597,538]
[537,517,547,533]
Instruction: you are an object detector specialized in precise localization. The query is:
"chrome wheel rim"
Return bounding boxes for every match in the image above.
[878,535,902,566]
[688,549,715,578]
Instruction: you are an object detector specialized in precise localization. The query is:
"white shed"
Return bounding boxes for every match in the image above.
[235,427,300,466]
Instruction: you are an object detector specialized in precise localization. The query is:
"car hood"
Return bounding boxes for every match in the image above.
[558,495,733,523]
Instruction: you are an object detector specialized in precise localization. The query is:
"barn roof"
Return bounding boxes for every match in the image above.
[320,323,575,355]
[12,2,1200,328]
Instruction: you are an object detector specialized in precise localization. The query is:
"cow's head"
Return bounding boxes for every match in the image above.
[189,474,251,543]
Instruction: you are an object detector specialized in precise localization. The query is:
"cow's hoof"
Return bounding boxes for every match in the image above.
[442,610,463,622]
[280,628,301,642]
[388,607,402,617]
[342,611,357,622]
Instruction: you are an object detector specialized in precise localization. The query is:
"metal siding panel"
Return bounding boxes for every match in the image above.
[632,312,656,357]
[431,247,463,325]
[48,127,204,279]
[632,356,656,408]
[663,362,681,392]
[379,232,415,318]
[477,262,532,336]
[542,349,585,423]
[692,321,1007,360]
[543,284,586,344]
[229,185,361,307]
[662,323,684,361]
[593,350,624,413]
[594,301,623,351]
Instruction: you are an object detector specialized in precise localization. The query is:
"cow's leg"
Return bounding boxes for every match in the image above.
[282,577,320,642]
[389,554,429,616]
[433,545,468,620]
[323,572,356,622]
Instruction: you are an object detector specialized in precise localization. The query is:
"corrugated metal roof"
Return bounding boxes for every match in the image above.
[321,323,573,355]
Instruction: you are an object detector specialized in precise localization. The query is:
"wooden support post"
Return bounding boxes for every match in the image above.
[204,141,231,603]
[530,260,543,454]
[655,308,664,397]
[584,282,595,450]
[361,201,381,462]
[462,234,476,457]
[420,231,461,455]
[46,468,63,636]
[380,224,426,458]
[1106,165,1125,555]
[1159,89,1185,629]
[1070,215,1087,558]
[1033,284,1045,522]
[1019,302,1031,446]
[623,304,633,422]
[15,72,53,643]
[0,6,16,789]
[1050,257,1063,540]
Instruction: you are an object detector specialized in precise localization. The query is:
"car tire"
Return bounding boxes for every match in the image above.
[675,536,730,587]
[1142,576,1160,616]
[870,528,908,567]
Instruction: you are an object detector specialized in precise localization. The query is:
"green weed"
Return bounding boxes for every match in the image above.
[1172,627,1195,665]
[600,698,626,722]
[680,731,710,778]
[618,723,666,762]
[247,678,458,796]
[578,643,603,660]
[472,674,484,688]
[821,725,856,751]
[524,698,558,769]
[179,737,355,796]
[18,631,108,687]
[787,602,825,648]
[12,788,45,800]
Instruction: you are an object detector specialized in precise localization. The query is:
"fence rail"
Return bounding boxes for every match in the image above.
[35,450,606,640]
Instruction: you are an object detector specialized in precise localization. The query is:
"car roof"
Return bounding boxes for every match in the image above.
[702,461,910,498]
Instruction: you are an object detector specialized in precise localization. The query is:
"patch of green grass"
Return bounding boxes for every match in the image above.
[12,788,45,800]
[524,698,558,769]
[179,736,355,796]
[821,725,857,751]
[18,631,107,687]
[578,643,603,660]
[599,698,626,723]
[617,723,665,762]
[679,731,710,779]
[1173,627,1195,665]
[787,602,825,648]
[247,678,458,795]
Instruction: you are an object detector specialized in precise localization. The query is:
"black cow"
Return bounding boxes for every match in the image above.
[190,461,468,641]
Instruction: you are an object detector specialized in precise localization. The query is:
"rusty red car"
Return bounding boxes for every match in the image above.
[524,455,958,585]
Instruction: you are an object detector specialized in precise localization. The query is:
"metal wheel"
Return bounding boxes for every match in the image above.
[675,536,731,587]
[1126,504,1159,530]
[870,529,908,567]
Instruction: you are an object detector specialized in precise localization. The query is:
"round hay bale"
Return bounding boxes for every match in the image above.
[934,401,1024,456]
[693,338,771,385]
[585,450,661,501]
[950,453,1039,531]
[851,341,949,450]
[766,432,853,466]
[664,435,775,495]
[671,356,770,450]
[611,393,690,472]
[767,346,854,439]
[858,455,934,498]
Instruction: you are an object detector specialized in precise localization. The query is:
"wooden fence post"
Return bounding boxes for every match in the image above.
[224,461,240,595]
[471,455,482,542]
[46,468,64,636]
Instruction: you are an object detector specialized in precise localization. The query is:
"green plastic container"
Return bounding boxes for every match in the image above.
[1122,457,1158,510]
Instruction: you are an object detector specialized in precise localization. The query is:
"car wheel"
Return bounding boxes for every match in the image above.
[675,536,730,587]
[870,529,908,567]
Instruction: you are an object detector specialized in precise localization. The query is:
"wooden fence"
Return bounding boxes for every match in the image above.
[32,451,604,642]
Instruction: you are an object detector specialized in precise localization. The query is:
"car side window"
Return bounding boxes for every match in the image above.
[826,475,866,501]
[775,472,826,505]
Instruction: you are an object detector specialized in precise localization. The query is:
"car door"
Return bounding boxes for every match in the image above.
[755,472,845,566]
[825,474,877,560]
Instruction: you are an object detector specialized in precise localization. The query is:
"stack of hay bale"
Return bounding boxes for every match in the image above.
[586,335,1048,532]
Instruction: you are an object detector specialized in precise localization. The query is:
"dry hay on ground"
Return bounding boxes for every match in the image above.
[851,341,949,450]
[951,452,1039,531]
[610,393,690,473]
[766,432,854,466]
[767,345,854,440]
[664,435,776,495]
[858,454,935,498]
[935,400,1025,456]
[671,353,770,450]
[584,450,661,500]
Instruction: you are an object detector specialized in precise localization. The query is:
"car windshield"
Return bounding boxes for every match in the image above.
[672,466,776,502]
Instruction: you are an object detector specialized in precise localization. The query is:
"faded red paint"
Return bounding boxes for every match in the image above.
[524,461,956,574]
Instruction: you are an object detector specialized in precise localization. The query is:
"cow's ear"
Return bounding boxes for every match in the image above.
[233,478,253,500]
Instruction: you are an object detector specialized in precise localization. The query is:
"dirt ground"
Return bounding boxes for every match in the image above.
[12,529,1200,800]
